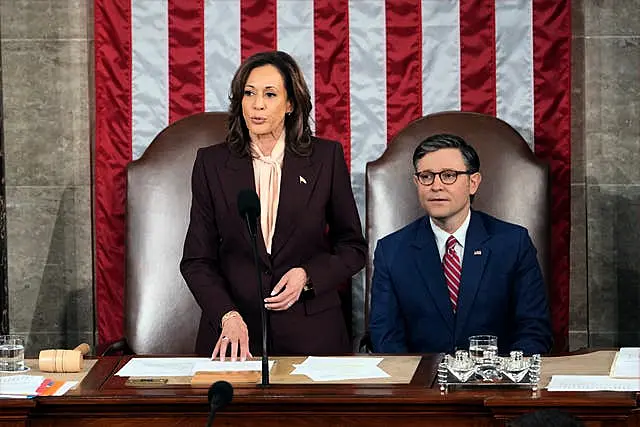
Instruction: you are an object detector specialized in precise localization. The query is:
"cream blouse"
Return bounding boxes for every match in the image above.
[250,132,286,254]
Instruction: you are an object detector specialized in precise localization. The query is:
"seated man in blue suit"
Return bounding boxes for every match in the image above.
[369,134,552,355]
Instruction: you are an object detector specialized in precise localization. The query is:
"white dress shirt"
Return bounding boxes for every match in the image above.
[430,209,471,267]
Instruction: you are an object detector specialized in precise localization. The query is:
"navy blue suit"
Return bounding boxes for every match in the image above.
[369,210,552,355]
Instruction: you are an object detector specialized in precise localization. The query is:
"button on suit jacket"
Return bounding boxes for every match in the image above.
[181,137,366,356]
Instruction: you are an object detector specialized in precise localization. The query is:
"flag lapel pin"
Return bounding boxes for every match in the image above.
[473,250,482,256]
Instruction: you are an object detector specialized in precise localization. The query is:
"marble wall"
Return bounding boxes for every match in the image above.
[570,0,640,350]
[0,0,94,354]
[0,0,638,355]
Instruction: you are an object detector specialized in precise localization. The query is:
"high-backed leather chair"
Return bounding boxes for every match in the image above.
[365,111,550,326]
[122,112,228,354]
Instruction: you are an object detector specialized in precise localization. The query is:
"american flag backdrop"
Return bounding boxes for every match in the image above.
[94,0,571,350]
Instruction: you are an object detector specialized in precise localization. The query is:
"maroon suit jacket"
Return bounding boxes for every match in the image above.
[180,137,366,356]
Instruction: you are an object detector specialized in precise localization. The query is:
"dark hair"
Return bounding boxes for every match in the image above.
[412,133,480,172]
[507,409,584,427]
[226,51,313,157]
[412,133,481,202]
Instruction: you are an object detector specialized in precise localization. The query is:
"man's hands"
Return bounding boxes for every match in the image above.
[264,267,307,310]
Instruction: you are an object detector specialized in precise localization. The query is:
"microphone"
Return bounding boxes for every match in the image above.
[237,189,269,387]
[237,189,260,237]
[205,380,233,427]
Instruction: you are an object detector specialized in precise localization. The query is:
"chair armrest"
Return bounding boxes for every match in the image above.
[99,338,135,356]
[353,331,373,354]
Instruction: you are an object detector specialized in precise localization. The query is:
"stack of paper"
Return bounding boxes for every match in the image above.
[548,348,640,392]
[547,375,640,392]
[0,375,45,397]
[610,347,640,379]
[116,357,210,377]
[192,360,275,373]
[115,357,275,377]
[291,357,390,381]
[0,375,77,398]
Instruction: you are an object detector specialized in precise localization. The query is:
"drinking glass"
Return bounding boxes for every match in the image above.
[468,335,498,361]
[0,335,26,372]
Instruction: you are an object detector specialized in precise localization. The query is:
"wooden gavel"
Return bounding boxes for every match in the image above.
[39,343,91,373]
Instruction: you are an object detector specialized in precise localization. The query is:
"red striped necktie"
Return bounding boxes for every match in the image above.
[443,235,461,312]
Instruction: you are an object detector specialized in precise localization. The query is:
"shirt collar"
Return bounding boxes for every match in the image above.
[430,209,471,257]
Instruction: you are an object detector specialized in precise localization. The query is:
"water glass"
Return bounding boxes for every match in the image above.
[468,335,498,361]
[0,335,26,372]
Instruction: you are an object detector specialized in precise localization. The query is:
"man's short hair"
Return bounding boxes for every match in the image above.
[412,133,480,173]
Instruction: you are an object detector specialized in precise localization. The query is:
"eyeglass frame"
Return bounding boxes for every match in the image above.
[413,169,477,186]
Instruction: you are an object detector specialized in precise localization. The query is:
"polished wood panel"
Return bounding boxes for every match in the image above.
[1,355,638,427]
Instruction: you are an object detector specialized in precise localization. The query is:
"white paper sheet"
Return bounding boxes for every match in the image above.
[192,360,275,373]
[115,358,210,377]
[0,375,45,395]
[547,375,640,392]
[610,347,640,378]
[291,356,390,381]
[116,358,275,377]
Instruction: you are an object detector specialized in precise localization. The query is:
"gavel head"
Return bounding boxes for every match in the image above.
[39,349,84,373]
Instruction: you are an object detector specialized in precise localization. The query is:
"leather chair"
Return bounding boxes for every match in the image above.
[105,112,228,355]
[364,111,550,338]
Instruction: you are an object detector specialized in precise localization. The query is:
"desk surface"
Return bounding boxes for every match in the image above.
[2,353,639,427]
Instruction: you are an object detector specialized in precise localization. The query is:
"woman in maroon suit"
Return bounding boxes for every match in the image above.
[180,51,366,359]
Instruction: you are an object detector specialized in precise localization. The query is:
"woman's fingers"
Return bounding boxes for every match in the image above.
[214,316,250,361]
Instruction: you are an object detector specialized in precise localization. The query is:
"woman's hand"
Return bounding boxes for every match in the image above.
[211,313,251,361]
[264,267,307,311]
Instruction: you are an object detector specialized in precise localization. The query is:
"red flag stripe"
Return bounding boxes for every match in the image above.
[168,0,205,123]
[314,0,351,168]
[94,0,132,344]
[241,0,277,61]
[459,0,496,115]
[532,0,571,352]
[385,0,422,143]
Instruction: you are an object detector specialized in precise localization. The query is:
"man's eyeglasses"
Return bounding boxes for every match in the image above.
[414,169,475,186]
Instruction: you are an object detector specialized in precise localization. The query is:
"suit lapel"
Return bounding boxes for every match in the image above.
[270,150,319,258]
[224,152,271,267]
[412,219,455,333]
[455,211,491,337]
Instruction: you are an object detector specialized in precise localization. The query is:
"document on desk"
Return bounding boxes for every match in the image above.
[116,357,211,377]
[192,360,275,373]
[116,358,275,377]
[547,375,640,392]
[0,375,45,396]
[610,347,640,378]
[291,357,390,381]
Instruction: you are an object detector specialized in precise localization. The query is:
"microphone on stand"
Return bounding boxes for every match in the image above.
[237,189,269,387]
[205,380,233,427]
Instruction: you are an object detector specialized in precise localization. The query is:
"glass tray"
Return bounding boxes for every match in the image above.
[437,350,541,392]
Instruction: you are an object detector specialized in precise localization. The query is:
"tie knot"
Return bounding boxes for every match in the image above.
[446,236,457,251]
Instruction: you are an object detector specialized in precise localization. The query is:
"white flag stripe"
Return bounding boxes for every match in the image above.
[348,0,387,334]
[131,0,169,160]
[204,0,241,113]
[495,0,534,148]
[277,0,315,132]
[348,0,387,225]
[421,0,461,114]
